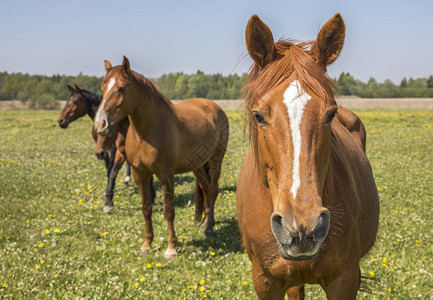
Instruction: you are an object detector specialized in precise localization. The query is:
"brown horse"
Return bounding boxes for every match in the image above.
[236,14,379,299]
[94,58,229,259]
[57,85,139,211]
[94,117,156,212]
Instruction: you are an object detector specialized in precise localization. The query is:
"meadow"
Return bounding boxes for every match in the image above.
[0,109,432,299]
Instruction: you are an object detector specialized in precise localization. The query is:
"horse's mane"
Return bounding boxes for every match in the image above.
[243,40,335,149]
[130,71,172,106]
[107,66,172,106]
[79,89,102,107]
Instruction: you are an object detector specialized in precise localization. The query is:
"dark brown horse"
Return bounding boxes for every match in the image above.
[236,14,379,299]
[57,85,141,212]
[94,58,229,259]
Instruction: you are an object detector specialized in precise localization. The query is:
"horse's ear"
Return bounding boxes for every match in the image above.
[74,84,84,95]
[312,13,345,70]
[245,15,275,68]
[67,84,74,93]
[104,60,112,71]
[122,56,130,74]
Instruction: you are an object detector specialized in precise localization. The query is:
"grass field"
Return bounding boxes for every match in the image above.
[0,109,432,299]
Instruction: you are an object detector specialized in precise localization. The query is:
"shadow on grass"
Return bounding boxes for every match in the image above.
[183,216,243,254]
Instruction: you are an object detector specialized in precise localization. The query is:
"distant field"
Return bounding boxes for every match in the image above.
[1,97,433,110]
[0,109,432,298]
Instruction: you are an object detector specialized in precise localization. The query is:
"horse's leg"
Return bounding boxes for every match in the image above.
[321,265,360,299]
[203,159,222,237]
[150,176,156,205]
[103,151,110,176]
[160,173,177,259]
[192,166,211,231]
[132,168,154,255]
[106,147,116,178]
[103,150,124,213]
[251,255,285,299]
[124,162,131,185]
[287,285,305,300]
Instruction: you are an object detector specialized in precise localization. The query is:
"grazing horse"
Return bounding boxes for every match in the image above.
[236,14,379,299]
[57,85,139,211]
[94,58,229,259]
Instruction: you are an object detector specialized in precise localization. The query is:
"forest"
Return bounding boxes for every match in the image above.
[1,71,432,108]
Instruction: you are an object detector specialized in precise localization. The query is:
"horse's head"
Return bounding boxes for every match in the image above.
[244,14,345,260]
[57,85,89,128]
[94,57,137,136]
[94,124,118,159]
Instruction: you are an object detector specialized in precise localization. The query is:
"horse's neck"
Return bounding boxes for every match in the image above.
[87,95,102,121]
[87,107,96,120]
[129,93,175,138]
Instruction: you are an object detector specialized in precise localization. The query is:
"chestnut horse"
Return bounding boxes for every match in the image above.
[57,85,140,211]
[236,14,379,299]
[94,117,155,212]
[94,57,229,259]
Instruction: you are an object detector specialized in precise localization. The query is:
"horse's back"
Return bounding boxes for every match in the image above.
[173,98,229,171]
[332,120,379,256]
[336,106,366,152]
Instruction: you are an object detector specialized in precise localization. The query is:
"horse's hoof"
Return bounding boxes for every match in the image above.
[139,248,151,256]
[204,229,217,238]
[103,205,114,213]
[164,248,178,260]
[124,176,131,185]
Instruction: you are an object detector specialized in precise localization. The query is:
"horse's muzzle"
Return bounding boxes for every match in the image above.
[94,107,111,136]
[270,210,330,261]
[58,118,68,128]
[95,151,105,160]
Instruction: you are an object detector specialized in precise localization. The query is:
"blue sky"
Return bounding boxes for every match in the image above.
[1,0,432,83]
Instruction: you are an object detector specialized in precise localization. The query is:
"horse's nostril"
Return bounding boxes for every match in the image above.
[312,211,330,243]
[271,214,283,226]
[101,119,107,129]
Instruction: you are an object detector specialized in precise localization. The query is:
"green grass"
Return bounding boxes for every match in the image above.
[0,109,432,299]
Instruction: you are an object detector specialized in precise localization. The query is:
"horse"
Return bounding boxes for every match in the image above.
[236,13,379,299]
[57,84,142,212]
[94,116,156,212]
[93,57,229,259]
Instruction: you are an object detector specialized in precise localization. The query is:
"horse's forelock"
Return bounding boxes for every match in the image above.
[243,40,335,152]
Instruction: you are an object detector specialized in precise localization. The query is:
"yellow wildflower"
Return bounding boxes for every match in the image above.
[39,242,44,247]
[146,263,152,269]
[200,287,205,292]
[242,281,247,285]
[44,229,50,235]
[140,276,146,282]
[200,279,205,285]
[134,282,139,288]
[35,265,41,270]
[369,271,374,278]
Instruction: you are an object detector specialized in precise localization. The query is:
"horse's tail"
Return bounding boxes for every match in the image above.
[195,180,204,223]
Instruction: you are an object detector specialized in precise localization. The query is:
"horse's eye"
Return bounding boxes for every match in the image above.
[326,108,338,124]
[253,111,266,125]
[118,87,125,93]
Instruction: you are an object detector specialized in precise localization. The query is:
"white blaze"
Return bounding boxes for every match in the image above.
[94,78,115,126]
[282,80,312,198]
[107,78,116,93]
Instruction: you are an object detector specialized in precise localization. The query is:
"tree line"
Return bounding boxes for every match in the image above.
[1,70,433,108]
